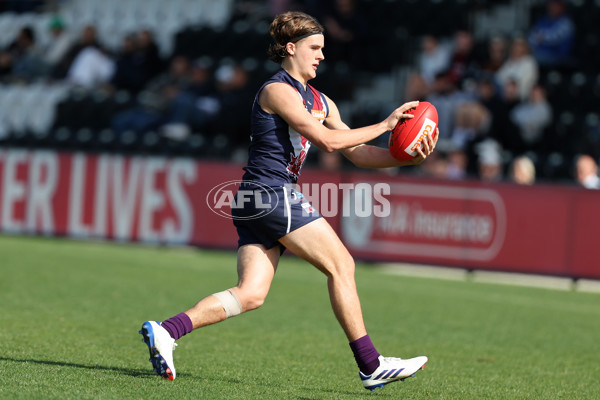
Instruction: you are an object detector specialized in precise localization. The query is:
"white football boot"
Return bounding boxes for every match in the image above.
[139,321,178,380]
[359,355,428,391]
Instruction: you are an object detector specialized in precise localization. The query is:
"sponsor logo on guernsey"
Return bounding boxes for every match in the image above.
[311,109,326,121]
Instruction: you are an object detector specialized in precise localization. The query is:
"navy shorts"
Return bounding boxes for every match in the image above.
[232,183,321,250]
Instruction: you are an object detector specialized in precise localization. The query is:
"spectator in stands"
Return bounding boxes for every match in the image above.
[56,25,103,78]
[161,59,220,140]
[419,35,451,85]
[528,0,575,69]
[426,72,471,147]
[575,154,600,189]
[451,98,491,151]
[510,155,536,185]
[493,78,522,154]
[405,34,451,100]
[210,63,253,146]
[39,16,74,77]
[110,30,163,93]
[480,36,508,75]
[446,149,468,180]
[496,37,539,101]
[475,77,508,140]
[0,43,17,80]
[6,26,45,81]
[0,51,11,80]
[111,56,193,135]
[445,30,478,88]
[476,138,503,182]
[320,0,369,65]
[145,55,192,101]
[422,147,468,180]
[8,26,36,58]
[420,151,449,179]
[67,47,114,88]
[110,34,140,92]
[137,30,163,79]
[186,58,215,97]
[510,84,552,151]
[444,75,511,175]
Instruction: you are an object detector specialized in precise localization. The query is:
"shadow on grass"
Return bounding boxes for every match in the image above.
[299,387,391,399]
[0,356,164,378]
[1,356,377,396]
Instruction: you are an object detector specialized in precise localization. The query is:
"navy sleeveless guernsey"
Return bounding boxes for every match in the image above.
[242,69,329,186]
[232,69,328,249]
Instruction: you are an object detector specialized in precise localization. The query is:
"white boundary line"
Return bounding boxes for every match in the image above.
[377,263,600,293]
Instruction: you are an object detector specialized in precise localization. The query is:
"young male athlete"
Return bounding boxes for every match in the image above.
[140,11,438,391]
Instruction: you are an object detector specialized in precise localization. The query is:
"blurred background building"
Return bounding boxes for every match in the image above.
[0,0,599,186]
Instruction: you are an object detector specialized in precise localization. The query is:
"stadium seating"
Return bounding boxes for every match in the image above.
[0,0,599,182]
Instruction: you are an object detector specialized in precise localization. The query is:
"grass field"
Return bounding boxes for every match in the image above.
[1,235,599,400]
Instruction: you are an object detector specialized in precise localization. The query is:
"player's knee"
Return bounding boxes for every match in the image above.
[340,262,356,282]
[234,288,268,312]
[324,260,356,285]
[332,255,356,279]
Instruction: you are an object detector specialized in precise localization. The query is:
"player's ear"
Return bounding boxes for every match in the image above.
[286,42,295,57]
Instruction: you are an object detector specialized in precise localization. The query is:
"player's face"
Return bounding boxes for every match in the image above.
[294,34,324,81]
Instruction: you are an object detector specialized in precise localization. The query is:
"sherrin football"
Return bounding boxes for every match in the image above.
[389,101,438,161]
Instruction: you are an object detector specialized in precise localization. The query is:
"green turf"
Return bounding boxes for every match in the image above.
[0,235,599,399]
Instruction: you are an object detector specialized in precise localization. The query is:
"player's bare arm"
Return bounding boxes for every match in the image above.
[259,82,418,153]
[321,94,438,168]
[340,135,438,168]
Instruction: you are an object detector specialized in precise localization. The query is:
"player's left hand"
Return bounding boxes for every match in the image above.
[408,128,439,165]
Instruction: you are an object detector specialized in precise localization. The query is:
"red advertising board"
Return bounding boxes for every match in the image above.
[0,149,241,247]
[338,173,575,275]
[0,149,598,279]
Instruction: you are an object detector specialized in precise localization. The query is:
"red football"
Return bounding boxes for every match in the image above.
[389,101,438,161]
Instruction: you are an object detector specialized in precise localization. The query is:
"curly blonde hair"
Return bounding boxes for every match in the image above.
[267,11,324,64]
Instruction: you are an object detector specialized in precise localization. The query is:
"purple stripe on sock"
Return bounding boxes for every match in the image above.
[161,312,193,340]
[349,334,381,376]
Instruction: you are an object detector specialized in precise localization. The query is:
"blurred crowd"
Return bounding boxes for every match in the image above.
[403,0,598,188]
[0,0,598,189]
[0,13,254,148]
